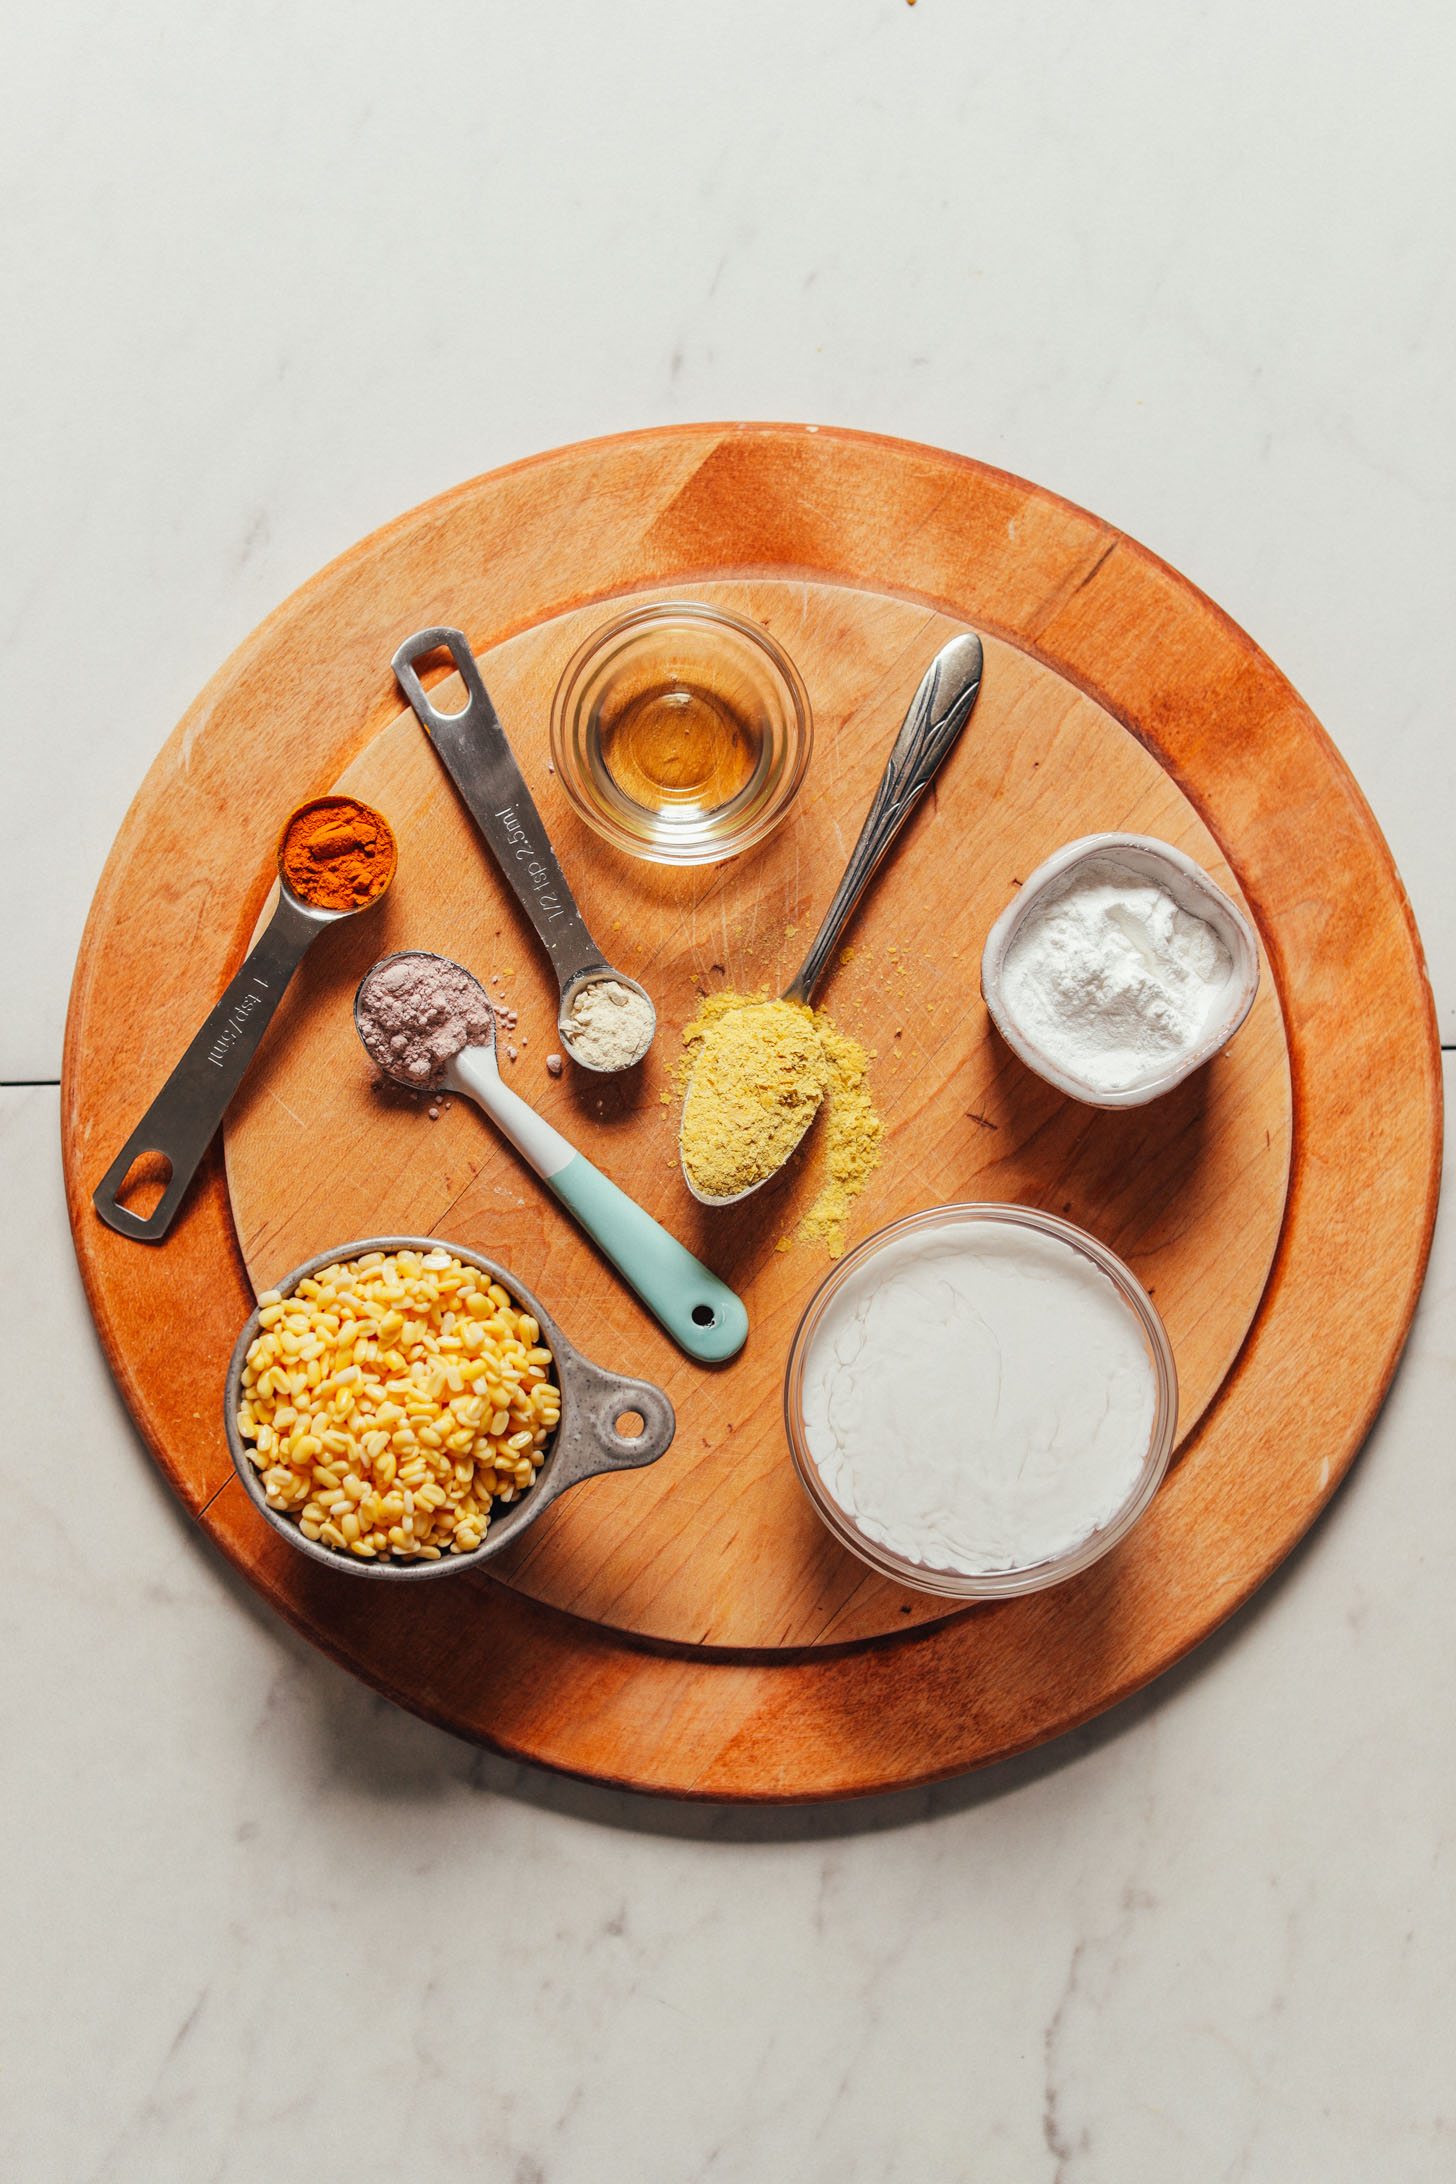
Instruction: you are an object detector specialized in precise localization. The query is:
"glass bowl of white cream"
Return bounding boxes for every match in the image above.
[980,833,1261,1108]
[784,1205,1178,1598]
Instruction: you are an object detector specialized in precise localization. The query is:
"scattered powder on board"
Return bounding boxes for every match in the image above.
[796,1015,881,1256]
[801,1220,1157,1574]
[1000,858,1234,1093]
[356,955,495,1087]
[562,979,654,1069]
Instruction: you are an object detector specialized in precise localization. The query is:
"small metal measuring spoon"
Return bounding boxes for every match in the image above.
[356,952,747,1364]
[94,799,397,1242]
[681,633,985,1208]
[392,627,656,1073]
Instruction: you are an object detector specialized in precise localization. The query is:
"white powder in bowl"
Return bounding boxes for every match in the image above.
[800,1220,1158,1576]
[560,979,655,1070]
[999,857,1234,1094]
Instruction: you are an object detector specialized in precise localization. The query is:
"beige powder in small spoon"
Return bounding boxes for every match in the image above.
[561,978,655,1070]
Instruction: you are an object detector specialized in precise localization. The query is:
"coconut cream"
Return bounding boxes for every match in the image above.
[799,1216,1159,1577]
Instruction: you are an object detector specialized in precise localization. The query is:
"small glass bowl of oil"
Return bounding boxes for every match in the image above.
[549,601,812,865]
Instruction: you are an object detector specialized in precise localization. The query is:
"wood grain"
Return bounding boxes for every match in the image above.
[62,424,1442,1798]
[223,585,1292,1649]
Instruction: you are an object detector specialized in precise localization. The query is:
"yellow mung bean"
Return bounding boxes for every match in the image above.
[238,1250,558,1561]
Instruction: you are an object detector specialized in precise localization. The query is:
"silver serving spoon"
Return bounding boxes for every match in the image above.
[680,633,985,1207]
[392,627,656,1073]
[356,952,747,1363]
[94,804,396,1242]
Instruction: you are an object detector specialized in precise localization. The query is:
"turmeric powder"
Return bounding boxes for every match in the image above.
[279,796,396,912]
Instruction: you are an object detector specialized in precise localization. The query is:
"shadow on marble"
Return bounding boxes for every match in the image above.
[157,1393,1374,1846]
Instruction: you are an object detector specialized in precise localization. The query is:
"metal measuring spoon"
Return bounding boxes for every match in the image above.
[681,634,985,1208]
[392,627,656,1073]
[356,952,747,1364]
[94,801,397,1242]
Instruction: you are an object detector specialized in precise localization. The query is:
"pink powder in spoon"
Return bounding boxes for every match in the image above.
[357,954,495,1087]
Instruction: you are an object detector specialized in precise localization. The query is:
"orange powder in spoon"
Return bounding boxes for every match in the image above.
[279,796,396,911]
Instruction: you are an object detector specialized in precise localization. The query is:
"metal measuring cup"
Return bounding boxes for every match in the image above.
[93,799,396,1242]
[392,627,657,1073]
[223,1235,676,1579]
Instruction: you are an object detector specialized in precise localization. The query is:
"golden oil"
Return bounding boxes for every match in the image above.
[598,679,762,813]
[551,601,812,866]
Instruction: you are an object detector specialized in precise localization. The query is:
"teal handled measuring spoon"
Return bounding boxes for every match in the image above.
[355,952,747,1364]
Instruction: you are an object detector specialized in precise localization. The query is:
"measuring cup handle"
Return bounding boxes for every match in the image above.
[391,624,498,738]
[544,1355,677,1498]
[92,891,324,1242]
[784,633,984,1006]
[392,627,609,994]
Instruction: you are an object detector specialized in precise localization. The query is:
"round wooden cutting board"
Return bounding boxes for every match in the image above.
[63,425,1442,1799]
[223,587,1293,1651]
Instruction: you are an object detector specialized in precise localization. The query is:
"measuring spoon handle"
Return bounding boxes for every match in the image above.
[393,628,609,997]
[451,1049,749,1363]
[547,1156,749,1364]
[784,633,984,1007]
[93,890,326,1242]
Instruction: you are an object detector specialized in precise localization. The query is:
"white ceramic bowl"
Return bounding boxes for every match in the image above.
[980,832,1261,1109]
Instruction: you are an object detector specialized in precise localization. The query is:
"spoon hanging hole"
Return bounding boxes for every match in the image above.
[112,1150,173,1221]
[404,644,472,717]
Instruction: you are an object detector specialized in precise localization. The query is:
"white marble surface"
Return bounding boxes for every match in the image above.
[3,1078,1452,2180]
[4,3,1452,2177]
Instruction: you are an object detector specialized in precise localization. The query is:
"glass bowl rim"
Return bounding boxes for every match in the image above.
[782,1202,1180,1599]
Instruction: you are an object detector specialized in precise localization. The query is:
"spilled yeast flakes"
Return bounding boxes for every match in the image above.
[678,990,882,1256]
